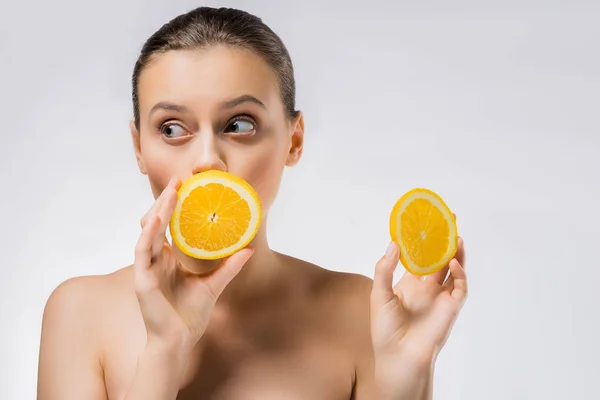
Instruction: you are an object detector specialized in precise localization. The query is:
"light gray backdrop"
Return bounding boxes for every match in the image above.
[1,0,598,399]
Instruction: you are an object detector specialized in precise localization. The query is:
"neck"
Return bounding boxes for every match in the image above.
[171,223,282,305]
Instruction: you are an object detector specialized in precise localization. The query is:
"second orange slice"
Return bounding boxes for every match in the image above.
[389,188,458,276]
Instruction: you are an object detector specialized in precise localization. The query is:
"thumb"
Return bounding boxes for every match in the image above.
[205,247,255,298]
[371,242,399,306]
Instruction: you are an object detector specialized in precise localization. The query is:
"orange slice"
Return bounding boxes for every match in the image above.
[169,170,262,260]
[389,188,458,276]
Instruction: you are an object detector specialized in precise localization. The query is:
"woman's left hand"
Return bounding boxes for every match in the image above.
[370,235,468,399]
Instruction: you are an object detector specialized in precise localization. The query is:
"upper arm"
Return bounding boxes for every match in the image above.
[352,343,378,400]
[340,274,378,400]
[37,277,108,400]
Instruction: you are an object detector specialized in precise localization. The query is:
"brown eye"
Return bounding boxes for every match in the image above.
[225,118,256,135]
[160,123,188,138]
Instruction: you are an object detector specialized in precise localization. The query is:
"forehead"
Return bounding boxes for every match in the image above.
[137,46,281,113]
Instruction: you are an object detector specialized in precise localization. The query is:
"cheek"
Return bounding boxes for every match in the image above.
[231,140,288,212]
[141,144,177,199]
[146,165,172,199]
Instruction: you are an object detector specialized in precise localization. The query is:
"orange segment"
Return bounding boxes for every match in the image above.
[170,170,262,260]
[389,188,458,276]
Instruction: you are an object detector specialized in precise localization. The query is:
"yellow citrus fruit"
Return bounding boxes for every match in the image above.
[169,170,262,260]
[389,188,458,276]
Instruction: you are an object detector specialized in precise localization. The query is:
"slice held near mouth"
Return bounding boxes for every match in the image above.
[170,170,262,260]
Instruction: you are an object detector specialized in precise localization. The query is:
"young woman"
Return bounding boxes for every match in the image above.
[37,7,468,400]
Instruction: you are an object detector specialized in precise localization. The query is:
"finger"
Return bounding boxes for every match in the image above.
[140,177,178,228]
[443,258,468,302]
[441,237,465,287]
[430,264,449,285]
[441,250,466,294]
[454,236,466,269]
[141,192,166,229]
[134,214,161,272]
[372,242,399,306]
[134,241,177,323]
[430,235,463,285]
[152,181,180,256]
[204,247,255,298]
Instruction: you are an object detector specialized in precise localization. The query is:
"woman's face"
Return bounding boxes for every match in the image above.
[131,45,304,216]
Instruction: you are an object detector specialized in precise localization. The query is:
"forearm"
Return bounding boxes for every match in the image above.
[123,339,190,400]
[375,354,435,400]
[377,369,433,400]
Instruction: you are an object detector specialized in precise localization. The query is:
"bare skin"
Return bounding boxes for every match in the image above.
[38,256,375,400]
[37,45,468,400]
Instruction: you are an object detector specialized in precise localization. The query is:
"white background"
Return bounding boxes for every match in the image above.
[1,0,599,399]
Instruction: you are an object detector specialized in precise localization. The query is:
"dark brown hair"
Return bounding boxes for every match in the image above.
[131,7,298,129]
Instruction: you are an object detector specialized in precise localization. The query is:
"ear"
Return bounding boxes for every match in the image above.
[285,111,304,167]
[130,119,147,175]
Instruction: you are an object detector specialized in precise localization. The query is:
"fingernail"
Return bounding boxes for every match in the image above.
[385,242,396,258]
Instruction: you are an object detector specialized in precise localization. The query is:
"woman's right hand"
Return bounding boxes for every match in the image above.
[133,177,254,352]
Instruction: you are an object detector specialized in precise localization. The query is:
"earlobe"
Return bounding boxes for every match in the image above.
[286,111,304,167]
[130,120,147,175]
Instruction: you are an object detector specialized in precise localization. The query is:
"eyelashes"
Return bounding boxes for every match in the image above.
[224,115,256,135]
[159,122,187,139]
[157,114,258,139]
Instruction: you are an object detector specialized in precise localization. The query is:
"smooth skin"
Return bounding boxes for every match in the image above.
[37,45,468,400]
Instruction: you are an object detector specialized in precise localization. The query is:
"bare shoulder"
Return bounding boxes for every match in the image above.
[283,254,374,334]
[286,255,373,304]
[40,266,134,354]
[314,265,374,340]
[43,266,132,319]
[38,267,133,400]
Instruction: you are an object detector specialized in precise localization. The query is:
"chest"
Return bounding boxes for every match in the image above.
[177,340,353,400]
[103,311,355,400]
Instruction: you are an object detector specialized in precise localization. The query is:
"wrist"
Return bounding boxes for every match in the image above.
[123,336,194,400]
[375,349,436,400]
[144,334,193,365]
[375,344,436,374]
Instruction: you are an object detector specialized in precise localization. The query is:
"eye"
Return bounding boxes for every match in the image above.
[225,117,256,135]
[159,122,188,139]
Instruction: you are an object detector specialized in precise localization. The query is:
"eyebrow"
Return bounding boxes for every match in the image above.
[220,94,266,110]
[149,95,266,116]
[149,102,190,115]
